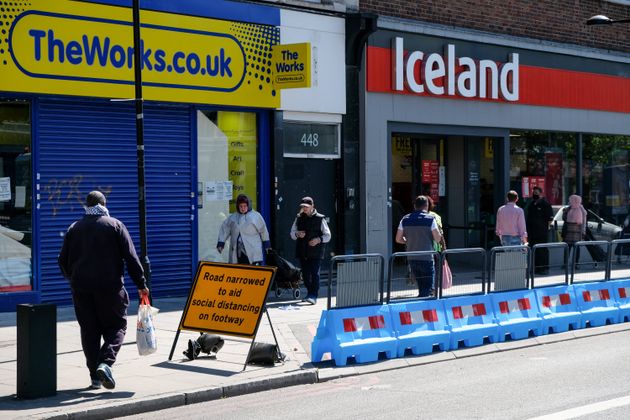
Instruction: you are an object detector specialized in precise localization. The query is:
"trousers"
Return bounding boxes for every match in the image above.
[72,287,129,380]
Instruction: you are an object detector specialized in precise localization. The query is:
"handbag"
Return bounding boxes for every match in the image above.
[136,295,159,356]
[442,260,453,290]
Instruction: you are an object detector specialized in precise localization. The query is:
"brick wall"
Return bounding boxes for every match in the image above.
[360,0,630,53]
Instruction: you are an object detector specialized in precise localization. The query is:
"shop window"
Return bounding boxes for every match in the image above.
[196,110,258,263]
[509,131,576,207]
[0,100,32,292]
[583,135,630,226]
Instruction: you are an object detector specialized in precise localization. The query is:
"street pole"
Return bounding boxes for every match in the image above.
[132,0,151,301]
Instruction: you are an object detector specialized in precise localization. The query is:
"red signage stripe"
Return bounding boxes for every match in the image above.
[518,298,531,310]
[542,296,552,307]
[399,312,412,325]
[423,309,438,322]
[600,290,610,300]
[473,303,486,316]
[365,45,630,113]
[452,306,463,319]
[560,293,571,305]
[620,288,628,299]
[583,291,592,302]
[499,301,509,313]
[343,318,356,333]
[369,315,385,329]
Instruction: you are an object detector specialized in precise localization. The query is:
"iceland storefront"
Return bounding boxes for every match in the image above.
[0,0,346,311]
[361,19,630,257]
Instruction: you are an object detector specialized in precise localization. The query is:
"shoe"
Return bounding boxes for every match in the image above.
[306,297,316,305]
[96,363,116,390]
[89,379,102,389]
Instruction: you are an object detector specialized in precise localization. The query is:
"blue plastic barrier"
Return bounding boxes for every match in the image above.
[443,295,499,349]
[534,285,581,333]
[389,300,450,357]
[490,289,543,341]
[611,279,630,323]
[310,305,397,366]
[573,282,619,328]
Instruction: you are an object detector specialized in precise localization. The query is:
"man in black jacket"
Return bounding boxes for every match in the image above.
[526,186,554,274]
[59,191,149,390]
[290,197,331,305]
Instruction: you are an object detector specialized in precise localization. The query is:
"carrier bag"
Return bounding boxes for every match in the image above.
[136,295,158,356]
[442,260,453,289]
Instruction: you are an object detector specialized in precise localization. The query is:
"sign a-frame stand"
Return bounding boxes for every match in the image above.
[169,262,280,371]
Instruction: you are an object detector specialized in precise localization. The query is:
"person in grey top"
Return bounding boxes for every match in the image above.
[217,194,271,265]
[396,195,443,297]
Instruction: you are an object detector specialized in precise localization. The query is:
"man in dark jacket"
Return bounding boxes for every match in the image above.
[290,197,331,305]
[58,191,149,390]
[526,186,554,274]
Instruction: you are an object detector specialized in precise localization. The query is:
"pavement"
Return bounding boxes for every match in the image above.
[1,286,630,420]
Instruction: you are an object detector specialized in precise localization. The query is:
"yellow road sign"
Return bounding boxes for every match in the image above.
[181,262,275,338]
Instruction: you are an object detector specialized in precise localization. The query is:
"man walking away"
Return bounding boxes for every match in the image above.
[526,186,553,274]
[59,191,149,390]
[496,190,528,246]
[396,195,443,297]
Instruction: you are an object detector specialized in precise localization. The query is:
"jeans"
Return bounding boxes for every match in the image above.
[300,258,322,298]
[501,235,522,246]
[409,260,435,297]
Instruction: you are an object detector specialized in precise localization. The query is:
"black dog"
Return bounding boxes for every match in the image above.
[183,333,225,360]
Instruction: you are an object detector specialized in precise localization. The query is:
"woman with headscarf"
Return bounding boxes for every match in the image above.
[562,194,587,247]
[216,194,270,265]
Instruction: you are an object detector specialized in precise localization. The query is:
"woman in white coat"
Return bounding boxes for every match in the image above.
[216,194,270,265]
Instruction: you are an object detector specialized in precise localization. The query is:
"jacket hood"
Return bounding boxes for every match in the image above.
[236,194,252,213]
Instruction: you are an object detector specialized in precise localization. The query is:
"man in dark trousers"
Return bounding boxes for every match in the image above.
[290,197,331,305]
[526,186,554,274]
[396,195,443,297]
[59,191,149,390]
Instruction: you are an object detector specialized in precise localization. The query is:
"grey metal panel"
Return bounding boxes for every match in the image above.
[335,258,382,308]
[493,251,528,291]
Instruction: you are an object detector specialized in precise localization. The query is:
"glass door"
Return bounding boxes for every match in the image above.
[0,100,32,292]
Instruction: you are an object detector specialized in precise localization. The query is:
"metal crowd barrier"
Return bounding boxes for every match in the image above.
[327,253,385,310]
[387,250,440,303]
[440,248,487,298]
[325,239,630,310]
[610,239,630,281]
[530,242,570,288]
[488,245,530,292]
[571,240,611,284]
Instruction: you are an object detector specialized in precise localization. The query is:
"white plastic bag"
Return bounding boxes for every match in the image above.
[136,296,158,356]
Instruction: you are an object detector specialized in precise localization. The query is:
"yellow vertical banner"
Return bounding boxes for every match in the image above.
[218,112,258,210]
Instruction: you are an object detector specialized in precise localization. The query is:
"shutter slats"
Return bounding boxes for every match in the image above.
[37,98,193,305]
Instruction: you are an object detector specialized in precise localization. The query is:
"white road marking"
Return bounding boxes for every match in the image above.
[529,394,630,420]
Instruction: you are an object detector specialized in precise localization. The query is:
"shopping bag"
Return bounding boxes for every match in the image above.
[136,295,158,356]
[442,260,453,290]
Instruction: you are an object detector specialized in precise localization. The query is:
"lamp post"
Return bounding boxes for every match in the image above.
[586,14,630,25]
[132,0,151,301]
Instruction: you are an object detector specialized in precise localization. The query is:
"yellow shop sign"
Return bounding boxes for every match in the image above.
[272,42,311,89]
[1,1,280,108]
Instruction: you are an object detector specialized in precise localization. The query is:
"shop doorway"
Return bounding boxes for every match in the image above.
[274,158,338,269]
[391,134,498,251]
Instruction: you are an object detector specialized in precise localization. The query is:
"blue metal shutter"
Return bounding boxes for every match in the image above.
[144,103,194,296]
[36,98,193,305]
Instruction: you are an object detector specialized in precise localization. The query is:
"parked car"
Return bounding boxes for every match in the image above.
[551,205,623,242]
